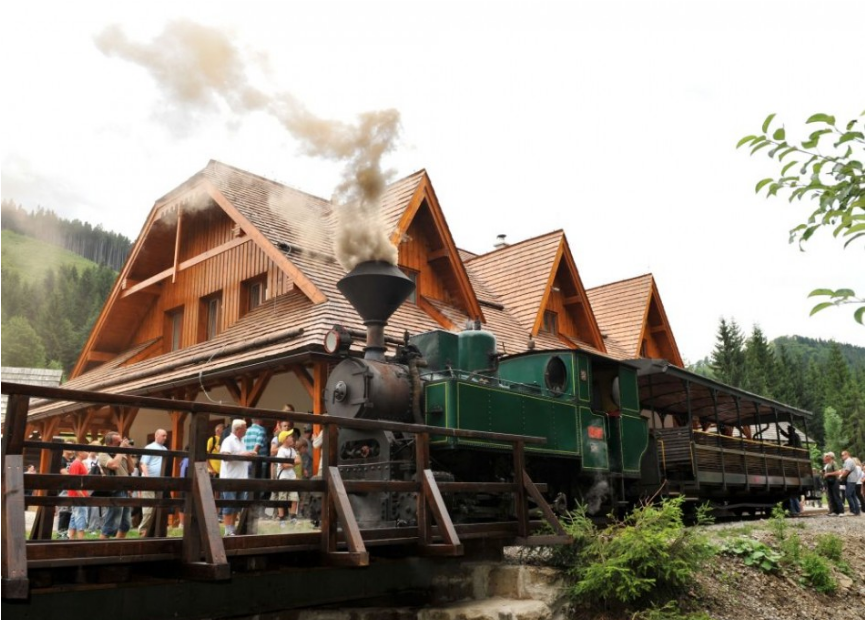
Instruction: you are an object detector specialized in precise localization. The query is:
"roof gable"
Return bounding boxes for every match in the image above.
[72,163,328,377]
[466,232,605,351]
[388,172,484,323]
[587,274,683,366]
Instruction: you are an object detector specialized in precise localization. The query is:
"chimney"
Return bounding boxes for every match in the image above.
[336,261,416,361]
[494,234,508,249]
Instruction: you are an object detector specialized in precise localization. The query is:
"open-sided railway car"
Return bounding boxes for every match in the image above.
[634,359,815,514]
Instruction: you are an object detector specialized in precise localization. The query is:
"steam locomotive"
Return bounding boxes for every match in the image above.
[321,261,813,527]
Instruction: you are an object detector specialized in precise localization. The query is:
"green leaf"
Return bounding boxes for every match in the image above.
[751,141,772,155]
[778,147,798,161]
[762,113,776,133]
[833,288,856,297]
[808,288,836,297]
[772,128,786,141]
[736,135,758,148]
[835,131,864,146]
[806,113,836,125]
[755,178,774,193]
[855,306,865,325]
[810,302,835,316]
[844,232,865,249]
[781,160,799,176]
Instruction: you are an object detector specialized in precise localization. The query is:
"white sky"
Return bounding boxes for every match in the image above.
[2,0,863,363]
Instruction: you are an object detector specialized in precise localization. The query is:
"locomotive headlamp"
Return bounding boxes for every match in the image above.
[324,325,353,355]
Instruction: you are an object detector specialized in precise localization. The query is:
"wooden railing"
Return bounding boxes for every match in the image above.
[654,427,812,489]
[1,381,569,600]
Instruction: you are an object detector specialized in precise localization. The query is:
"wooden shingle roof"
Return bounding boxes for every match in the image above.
[587,274,683,366]
[465,231,563,333]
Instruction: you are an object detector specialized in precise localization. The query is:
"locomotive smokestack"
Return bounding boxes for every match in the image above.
[337,261,415,361]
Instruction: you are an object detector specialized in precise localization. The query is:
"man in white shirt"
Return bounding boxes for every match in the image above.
[138,428,168,535]
[838,450,862,516]
[220,419,257,536]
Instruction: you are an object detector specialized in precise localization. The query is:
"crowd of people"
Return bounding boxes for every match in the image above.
[820,450,863,517]
[39,404,321,539]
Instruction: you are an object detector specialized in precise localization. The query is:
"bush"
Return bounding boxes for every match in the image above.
[559,497,715,607]
[800,552,837,593]
[814,534,843,562]
[719,537,782,573]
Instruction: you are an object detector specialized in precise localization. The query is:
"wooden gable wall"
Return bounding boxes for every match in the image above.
[397,201,466,313]
[127,206,293,355]
[640,297,680,365]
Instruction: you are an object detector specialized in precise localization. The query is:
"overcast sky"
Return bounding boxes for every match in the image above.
[2,0,863,362]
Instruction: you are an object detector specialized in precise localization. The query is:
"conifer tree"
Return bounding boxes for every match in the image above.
[710,318,746,387]
[743,326,776,397]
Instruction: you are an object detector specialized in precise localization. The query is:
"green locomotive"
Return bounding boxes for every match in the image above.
[324,261,813,525]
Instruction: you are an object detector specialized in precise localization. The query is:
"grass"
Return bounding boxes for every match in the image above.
[1,229,100,282]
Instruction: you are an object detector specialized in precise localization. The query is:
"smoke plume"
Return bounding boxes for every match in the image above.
[94,19,400,271]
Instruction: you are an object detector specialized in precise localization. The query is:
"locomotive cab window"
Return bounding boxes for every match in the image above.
[544,355,568,396]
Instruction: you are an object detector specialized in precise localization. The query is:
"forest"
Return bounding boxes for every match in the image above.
[1,200,131,271]
[692,319,865,460]
[1,205,863,458]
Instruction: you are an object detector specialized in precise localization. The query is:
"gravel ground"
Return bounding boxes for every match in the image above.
[694,511,865,620]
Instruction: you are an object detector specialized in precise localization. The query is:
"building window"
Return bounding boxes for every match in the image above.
[401,268,419,304]
[166,307,184,352]
[242,276,267,317]
[542,310,558,335]
[199,292,222,342]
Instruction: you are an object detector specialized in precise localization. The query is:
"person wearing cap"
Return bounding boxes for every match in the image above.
[275,430,299,527]
[822,452,843,516]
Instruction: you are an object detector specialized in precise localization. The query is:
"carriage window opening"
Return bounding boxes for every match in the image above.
[545,356,568,395]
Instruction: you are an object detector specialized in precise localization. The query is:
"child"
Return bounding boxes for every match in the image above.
[276,431,299,527]
[67,449,90,539]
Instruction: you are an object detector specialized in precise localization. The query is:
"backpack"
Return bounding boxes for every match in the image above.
[90,458,113,497]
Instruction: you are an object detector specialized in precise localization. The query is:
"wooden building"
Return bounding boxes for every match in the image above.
[22,160,684,460]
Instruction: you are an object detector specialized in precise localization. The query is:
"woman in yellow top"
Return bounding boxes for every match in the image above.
[207,423,224,477]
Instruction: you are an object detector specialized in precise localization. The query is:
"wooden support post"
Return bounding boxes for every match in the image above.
[415,432,431,548]
[419,469,463,556]
[31,438,65,541]
[516,471,571,546]
[513,440,528,539]
[325,466,368,566]
[1,394,29,457]
[182,415,229,580]
[320,424,339,557]
[2,455,29,599]
[312,363,327,476]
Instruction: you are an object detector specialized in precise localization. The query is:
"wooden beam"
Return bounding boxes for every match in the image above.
[426,247,449,261]
[325,466,369,566]
[563,295,582,306]
[245,370,273,408]
[420,469,463,556]
[312,362,327,476]
[221,378,242,404]
[121,266,173,298]
[521,470,568,538]
[292,365,315,399]
[121,236,253,299]
[173,205,183,283]
[418,296,456,330]
[85,350,116,363]
[2,455,29,599]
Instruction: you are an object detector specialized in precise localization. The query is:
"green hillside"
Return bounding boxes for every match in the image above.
[2,229,100,282]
